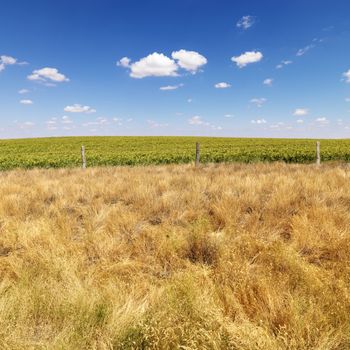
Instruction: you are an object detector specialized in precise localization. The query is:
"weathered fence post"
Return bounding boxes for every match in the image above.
[316,141,320,165]
[195,142,200,167]
[81,145,86,169]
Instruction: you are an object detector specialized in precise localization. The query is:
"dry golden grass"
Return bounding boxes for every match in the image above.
[0,163,350,349]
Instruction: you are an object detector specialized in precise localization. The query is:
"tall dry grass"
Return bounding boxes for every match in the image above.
[0,163,350,349]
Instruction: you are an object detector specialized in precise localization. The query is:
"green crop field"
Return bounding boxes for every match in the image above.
[0,136,350,170]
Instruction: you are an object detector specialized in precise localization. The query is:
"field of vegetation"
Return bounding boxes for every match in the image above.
[0,162,349,349]
[1,136,350,169]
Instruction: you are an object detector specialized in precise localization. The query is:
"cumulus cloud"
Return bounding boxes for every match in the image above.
[293,108,309,116]
[236,15,256,30]
[117,57,131,68]
[124,52,178,78]
[250,98,266,107]
[20,99,33,105]
[171,49,207,73]
[224,114,234,118]
[343,69,350,83]
[263,78,273,86]
[214,82,231,89]
[118,50,207,78]
[0,55,21,72]
[231,51,263,68]
[64,104,96,114]
[276,60,292,69]
[28,67,69,83]
[160,83,184,91]
[251,119,267,124]
[296,119,304,124]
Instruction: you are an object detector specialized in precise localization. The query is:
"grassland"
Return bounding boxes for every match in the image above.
[0,163,350,349]
[1,136,350,169]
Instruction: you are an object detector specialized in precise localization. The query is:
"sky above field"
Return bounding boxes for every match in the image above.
[1,0,350,139]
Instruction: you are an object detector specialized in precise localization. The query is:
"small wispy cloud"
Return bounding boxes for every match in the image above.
[214,82,231,89]
[251,119,267,124]
[188,116,222,130]
[147,120,169,128]
[276,60,292,69]
[315,117,329,124]
[250,98,267,107]
[263,78,273,86]
[293,108,309,116]
[296,44,315,56]
[236,15,256,30]
[20,99,33,105]
[160,83,184,91]
[18,89,30,94]
[64,104,96,114]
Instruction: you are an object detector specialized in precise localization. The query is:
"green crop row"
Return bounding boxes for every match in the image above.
[0,136,349,170]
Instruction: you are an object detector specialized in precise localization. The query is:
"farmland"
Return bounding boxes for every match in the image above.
[0,163,350,349]
[1,136,350,169]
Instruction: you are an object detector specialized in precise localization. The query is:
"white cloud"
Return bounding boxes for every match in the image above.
[1,55,17,65]
[345,97,350,102]
[296,119,304,124]
[15,121,35,129]
[251,119,267,124]
[296,44,315,56]
[270,122,285,129]
[20,99,33,105]
[276,60,292,69]
[118,50,207,78]
[215,82,231,89]
[187,98,193,103]
[160,83,183,91]
[0,55,19,72]
[263,78,273,86]
[28,67,69,83]
[293,108,309,116]
[62,116,73,124]
[147,120,168,128]
[250,98,266,107]
[18,89,29,94]
[117,57,131,68]
[188,115,222,130]
[64,104,96,114]
[224,114,234,118]
[315,117,329,124]
[231,51,263,68]
[343,69,350,83]
[123,52,179,78]
[171,49,207,73]
[188,115,203,125]
[236,15,255,30]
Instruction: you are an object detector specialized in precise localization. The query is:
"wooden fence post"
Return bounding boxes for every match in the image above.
[316,141,320,165]
[81,145,86,169]
[195,142,200,167]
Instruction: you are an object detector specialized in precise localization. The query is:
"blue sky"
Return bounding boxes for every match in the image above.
[1,0,350,139]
